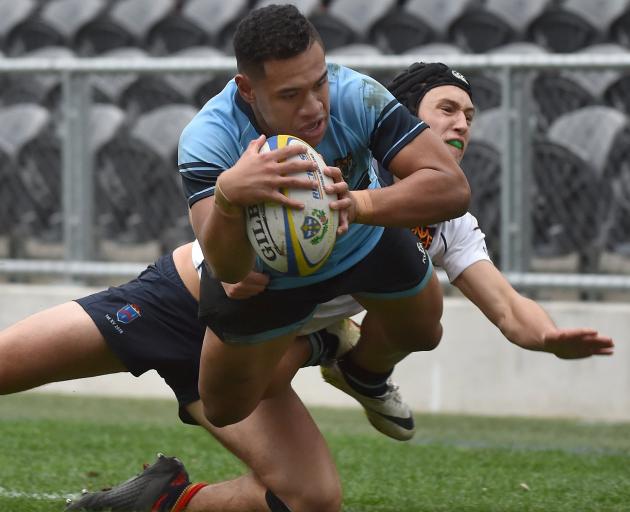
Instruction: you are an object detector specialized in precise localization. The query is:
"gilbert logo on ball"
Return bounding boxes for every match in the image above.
[246,135,338,276]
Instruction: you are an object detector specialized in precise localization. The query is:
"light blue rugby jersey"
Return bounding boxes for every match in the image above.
[178,63,428,289]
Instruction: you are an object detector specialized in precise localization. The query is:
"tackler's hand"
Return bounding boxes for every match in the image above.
[221,271,270,299]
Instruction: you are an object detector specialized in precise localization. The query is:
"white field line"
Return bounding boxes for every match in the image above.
[0,486,75,501]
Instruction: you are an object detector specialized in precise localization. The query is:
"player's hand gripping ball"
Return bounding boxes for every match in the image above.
[245,135,339,276]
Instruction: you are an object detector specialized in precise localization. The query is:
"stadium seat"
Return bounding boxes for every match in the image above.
[89,47,149,107]
[164,46,230,108]
[369,0,472,54]
[402,42,463,58]
[527,0,626,52]
[590,44,630,116]
[96,130,172,245]
[547,106,630,258]
[308,9,359,51]
[88,103,130,245]
[119,76,191,120]
[531,107,623,269]
[177,0,250,55]
[328,0,396,44]
[531,71,596,129]
[609,1,630,47]
[460,136,502,263]
[0,0,38,53]
[448,0,549,53]
[464,107,504,240]
[12,46,77,111]
[74,0,173,55]
[95,103,195,248]
[5,0,106,55]
[255,0,321,16]
[131,103,197,248]
[0,104,61,243]
[5,11,65,55]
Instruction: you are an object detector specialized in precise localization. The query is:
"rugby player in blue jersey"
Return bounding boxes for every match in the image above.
[179,4,469,441]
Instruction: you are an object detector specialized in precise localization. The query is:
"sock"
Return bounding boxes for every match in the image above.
[169,483,208,512]
[337,355,393,397]
[265,490,293,511]
[301,329,339,367]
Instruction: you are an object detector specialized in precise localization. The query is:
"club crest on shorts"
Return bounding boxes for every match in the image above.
[116,303,142,324]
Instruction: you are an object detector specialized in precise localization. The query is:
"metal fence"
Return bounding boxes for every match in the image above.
[2,53,630,291]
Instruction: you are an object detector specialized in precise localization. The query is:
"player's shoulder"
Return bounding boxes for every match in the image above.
[328,63,393,113]
[179,80,245,161]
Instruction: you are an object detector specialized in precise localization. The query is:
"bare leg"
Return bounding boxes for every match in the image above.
[0,302,126,394]
[198,328,297,427]
[184,386,342,512]
[351,272,444,373]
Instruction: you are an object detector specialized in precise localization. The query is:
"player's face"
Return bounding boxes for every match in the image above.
[245,42,330,148]
[417,85,474,163]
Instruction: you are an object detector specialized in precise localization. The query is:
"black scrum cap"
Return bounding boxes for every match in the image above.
[387,62,473,113]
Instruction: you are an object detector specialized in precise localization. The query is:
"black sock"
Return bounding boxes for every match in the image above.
[301,329,340,367]
[337,355,393,397]
[265,490,292,511]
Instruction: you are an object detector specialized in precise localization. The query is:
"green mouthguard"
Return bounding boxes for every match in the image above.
[447,140,463,150]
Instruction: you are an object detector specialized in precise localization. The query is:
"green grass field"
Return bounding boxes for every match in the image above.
[1,393,629,512]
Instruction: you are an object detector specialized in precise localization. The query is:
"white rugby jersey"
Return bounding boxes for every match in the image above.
[191,212,491,334]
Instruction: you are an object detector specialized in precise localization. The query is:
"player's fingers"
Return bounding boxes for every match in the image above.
[329,197,352,211]
[337,209,349,235]
[325,179,349,197]
[276,158,318,176]
[269,190,304,209]
[277,175,317,191]
[323,166,344,183]
[555,328,598,340]
[244,271,270,286]
[248,134,267,152]
[271,143,309,161]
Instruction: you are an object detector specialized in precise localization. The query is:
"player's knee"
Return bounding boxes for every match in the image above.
[280,481,343,512]
[405,321,443,352]
[202,400,252,427]
[422,322,443,351]
[202,406,244,428]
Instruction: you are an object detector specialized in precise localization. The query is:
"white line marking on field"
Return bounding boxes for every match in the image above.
[0,486,74,501]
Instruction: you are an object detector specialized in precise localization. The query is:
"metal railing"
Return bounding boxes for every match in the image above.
[1,53,630,288]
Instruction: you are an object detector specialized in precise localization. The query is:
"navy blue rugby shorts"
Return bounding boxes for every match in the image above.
[75,253,204,425]
[199,226,434,344]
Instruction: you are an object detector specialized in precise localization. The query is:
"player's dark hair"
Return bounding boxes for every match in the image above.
[388,62,473,114]
[233,4,323,78]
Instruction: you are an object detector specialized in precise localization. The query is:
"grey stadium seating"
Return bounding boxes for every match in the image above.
[0,104,61,248]
[448,0,549,53]
[545,106,630,258]
[370,0,472,54]
[130,104,198,249]
[527,0,627,52]
[74,0,174,55]
[531,106,623,269]
[460,108,503,263]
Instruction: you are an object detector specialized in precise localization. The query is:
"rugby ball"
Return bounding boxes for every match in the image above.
[245,135,338,276]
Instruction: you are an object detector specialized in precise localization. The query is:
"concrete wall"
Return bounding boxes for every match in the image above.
[1,283,628,421]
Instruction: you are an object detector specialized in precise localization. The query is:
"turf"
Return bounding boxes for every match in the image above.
[1,393,629,511]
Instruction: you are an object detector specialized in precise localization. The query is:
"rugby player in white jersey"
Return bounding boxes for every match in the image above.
[57,61,612,512]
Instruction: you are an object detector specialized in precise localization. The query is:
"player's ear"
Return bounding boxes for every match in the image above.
[236,73,255,104]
